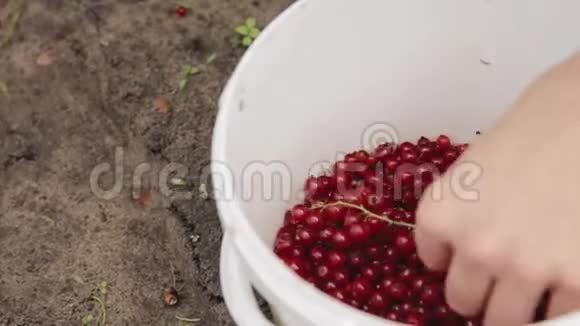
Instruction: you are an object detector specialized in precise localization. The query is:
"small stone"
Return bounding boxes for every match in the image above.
[198,183,209,200]
[162,287,178,306]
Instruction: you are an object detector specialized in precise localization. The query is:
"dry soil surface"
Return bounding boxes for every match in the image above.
[0,0,293,325]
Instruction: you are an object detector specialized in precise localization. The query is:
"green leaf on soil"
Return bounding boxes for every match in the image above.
[188,65,200,75]
[177,63,201,91]
[245,17,257,28]
[181,65,193,77]
[0,10,22,49]
[91,295,107,326]
[0,81,8,97]
[242,36,253,47]
[249,27,260,38]
[178,79,188,91]
[235,25,249,36]
[206,53,217,64]
[99,281,108,295]
[81,314,94,326]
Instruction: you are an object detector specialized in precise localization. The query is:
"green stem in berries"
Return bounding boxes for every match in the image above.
[312,201,415,229]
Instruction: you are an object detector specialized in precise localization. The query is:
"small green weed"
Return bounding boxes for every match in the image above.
[235,17,261,47]
[80,281,109,326]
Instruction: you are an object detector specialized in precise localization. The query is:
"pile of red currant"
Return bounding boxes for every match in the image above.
[273,135,481,325]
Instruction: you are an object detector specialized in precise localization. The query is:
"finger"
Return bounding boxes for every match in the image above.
[415,187,456,271]
[547,288,580,319]
[414,226,452,271]
[483,278,544,326]
[445,255,493,317]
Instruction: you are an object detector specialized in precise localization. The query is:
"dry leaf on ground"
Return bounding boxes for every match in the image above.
[138,190,153,208]
[154,97,171,113]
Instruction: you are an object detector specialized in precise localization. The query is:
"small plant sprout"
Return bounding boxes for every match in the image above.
[99,281,108,295]
[81,314,94,326]
[177,64,200,92]
[87,280,109,326]
[176,315,201,324]
[235,17,261,47]
[206,53,217,64]
[0,81,8,97]
[0,0,23,49]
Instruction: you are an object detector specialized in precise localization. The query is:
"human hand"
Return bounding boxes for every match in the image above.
[415,53,580,326]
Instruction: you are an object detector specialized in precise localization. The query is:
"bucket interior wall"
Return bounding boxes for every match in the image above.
[220,0,580,247]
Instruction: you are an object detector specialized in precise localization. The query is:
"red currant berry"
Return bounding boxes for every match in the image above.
[343,210,363,226]
[383,246,400,264]
[384,157,400,173]
[405,311,427,325]
[436,135,451,150]
[316,264,332,281]
[360,265,381,282]
[309,246,326,264]
[417,145,434,161]
[327,250,347,269]
[324,205,346,225]
[380,262,396,277]
[284,258,311,278]
[399,142,416,153]
[347,223,371,244]
[348,279,372,301]
[329,289,348,302]
[421,284,444,306]
[332,269,350,286]
[431,155,446,171]
[399,267,417,284]
[288,204,310,225]
[274,234,293,254]
[368,291,389,311]
[318,227,335,243]
[410,275,429,297]
[365,245,382,261]
[417,136,430,146]
[401,150,418,163]
[331,230,352,249]
[322,281,338,292]
[387,281,410,302]
[176,6,187,17]
[374,143,396,159]
[305,211,325,230]
[394,232,416,256]
[295,228,317,247]
[348,250,367,268]
[383,310,401,322]
[377,276,397,293]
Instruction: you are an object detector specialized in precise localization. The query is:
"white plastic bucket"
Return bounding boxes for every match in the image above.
[212,0,580,325]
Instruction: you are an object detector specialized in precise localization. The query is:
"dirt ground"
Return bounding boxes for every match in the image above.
[0,0,293,325]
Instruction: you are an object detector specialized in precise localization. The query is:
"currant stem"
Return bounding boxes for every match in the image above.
[312,201,415,229]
